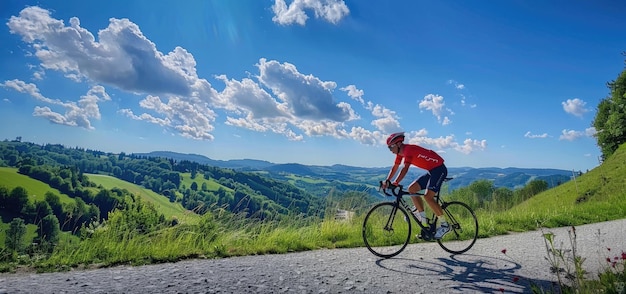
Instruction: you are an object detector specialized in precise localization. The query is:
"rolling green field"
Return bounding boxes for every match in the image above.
[0,167,74,204]
[179,172,233,192]
[0,167,62,249]
[87,174,199,224]
[285,174,329,184]
[0,169,199,251]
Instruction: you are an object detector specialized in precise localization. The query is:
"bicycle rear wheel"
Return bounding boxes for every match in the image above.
[362,202,411,258]
[436,201,478,254]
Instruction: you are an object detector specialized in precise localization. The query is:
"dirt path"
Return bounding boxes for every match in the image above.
[1,218,624,293]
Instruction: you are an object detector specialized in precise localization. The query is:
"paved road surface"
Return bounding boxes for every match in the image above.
[1,218,624,293]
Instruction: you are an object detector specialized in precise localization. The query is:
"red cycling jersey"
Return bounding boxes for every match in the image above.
[394,144,444,170]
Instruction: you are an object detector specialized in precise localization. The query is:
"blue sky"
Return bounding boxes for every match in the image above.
[1,0,625,171]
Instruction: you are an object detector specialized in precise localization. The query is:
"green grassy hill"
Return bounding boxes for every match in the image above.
[481,143,626,234]
[0,168,199,250]
[0,167,74,204]
[0,167,69,249]
[0,167,197,224]
[179,172,233,193]
[87,174,199,224]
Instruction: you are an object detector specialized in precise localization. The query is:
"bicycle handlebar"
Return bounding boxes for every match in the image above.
[378,180,405,197]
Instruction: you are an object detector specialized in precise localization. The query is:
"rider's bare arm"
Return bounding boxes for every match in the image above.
[393,163,411,185]
[385,164,400,187]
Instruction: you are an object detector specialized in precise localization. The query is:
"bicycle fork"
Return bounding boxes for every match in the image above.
[384,204,401,232]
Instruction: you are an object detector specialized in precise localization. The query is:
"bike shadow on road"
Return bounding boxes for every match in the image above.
[375,253,557,293]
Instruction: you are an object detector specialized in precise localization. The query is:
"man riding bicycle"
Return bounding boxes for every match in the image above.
[382,132,450,239]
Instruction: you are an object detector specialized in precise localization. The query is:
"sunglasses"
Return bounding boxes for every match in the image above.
[387,144,396,150]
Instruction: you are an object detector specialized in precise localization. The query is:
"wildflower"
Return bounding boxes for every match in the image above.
[607,247,611,252]
[607,257,612,263]
[621,252,626,260]
[501,249,507,254]
[512,276,520,283]
[499,288,504,293]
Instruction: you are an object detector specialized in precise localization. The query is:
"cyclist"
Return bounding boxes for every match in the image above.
[382,132,450,239]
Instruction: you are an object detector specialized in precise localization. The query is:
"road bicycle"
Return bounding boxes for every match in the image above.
[362,178,478,258]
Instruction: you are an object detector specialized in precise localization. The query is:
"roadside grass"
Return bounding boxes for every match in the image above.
[475,143,626,237]
[500,226,626,293]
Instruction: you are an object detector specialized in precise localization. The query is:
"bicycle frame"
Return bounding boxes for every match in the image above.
[379,181,442,241]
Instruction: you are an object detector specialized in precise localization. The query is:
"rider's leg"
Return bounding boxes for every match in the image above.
[423,189,444,217]
[407,181,429,224]
[407,182,425,212]
[423,164,448,222]
[408,174,430,213]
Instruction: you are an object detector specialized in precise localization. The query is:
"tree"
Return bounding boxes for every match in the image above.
[44,192,63,220]
[514,179,548,202]
[39,214,61,245]
[593,53,626,159]
[0,185,9,209]
[468,180,495,200]
[6,186,29,214]
[5,218,27,253]
[491,187,514,211]
[32,201,53,225]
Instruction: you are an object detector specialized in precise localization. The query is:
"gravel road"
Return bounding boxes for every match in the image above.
[1,218,624,294]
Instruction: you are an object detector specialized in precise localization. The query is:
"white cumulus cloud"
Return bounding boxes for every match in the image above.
[559,127,596,141]
[1,79,109,129]
[272,0,350,26]
[562,98,589,117]
[7,6,219,139]
[419,94,454,125]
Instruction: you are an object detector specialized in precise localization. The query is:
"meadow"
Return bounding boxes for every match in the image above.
[88,173,199,224]
[0,167,73,205]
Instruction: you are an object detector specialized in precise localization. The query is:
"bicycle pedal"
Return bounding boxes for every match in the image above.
[419,231,433,241]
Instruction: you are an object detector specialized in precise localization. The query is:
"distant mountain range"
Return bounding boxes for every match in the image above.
[134,151,575,192]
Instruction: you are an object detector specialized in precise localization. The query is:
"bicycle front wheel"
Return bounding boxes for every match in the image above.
[436,201,478,254]
[362,202,411,258]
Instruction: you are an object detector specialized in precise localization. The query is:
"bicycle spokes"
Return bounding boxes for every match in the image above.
[362,202,411,258]
[436,201,478,254]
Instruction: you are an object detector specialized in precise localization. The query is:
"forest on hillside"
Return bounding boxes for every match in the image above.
[0,139,325,224]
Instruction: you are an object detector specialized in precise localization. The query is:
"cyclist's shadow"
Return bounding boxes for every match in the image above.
[375,254,556,293]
